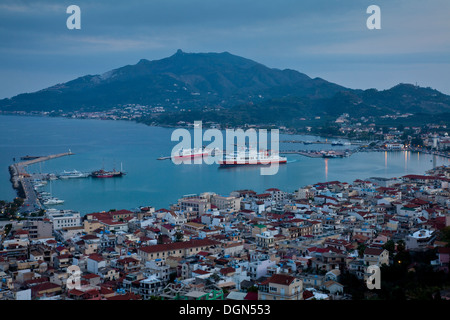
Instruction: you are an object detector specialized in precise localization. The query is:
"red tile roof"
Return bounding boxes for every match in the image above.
[88,253,104,262]
[261,274,296,286]
[244,292,258,300]
[82,273,101,279]
[106,292,141,300]
[193,269,211,275]
[139,239,219,254]
[220,267,235,275]
[364,247,385,255]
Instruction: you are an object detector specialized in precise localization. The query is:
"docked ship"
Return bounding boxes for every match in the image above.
[172,147,210,160]
[219,149,287,166]
[331,140,351,146]
[43,197,65,205]
[90,169,125,178]
[322,150,348,158]
[59,170,89,179]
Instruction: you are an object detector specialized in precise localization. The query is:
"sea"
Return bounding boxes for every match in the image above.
[0,115,448,215]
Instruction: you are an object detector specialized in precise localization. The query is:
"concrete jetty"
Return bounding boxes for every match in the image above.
[9,151,74,213]
[16,151,74,167]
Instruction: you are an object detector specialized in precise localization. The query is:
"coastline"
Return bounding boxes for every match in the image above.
[0,111,359,142]
[1,113,449,215]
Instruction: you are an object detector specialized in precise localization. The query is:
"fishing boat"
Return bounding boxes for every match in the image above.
[91,162,126,178]
[91,169,125,178]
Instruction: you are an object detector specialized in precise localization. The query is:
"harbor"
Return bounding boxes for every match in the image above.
[280,149,353,158]
[158,148,355,160]
[280,139,361,146]
[9,151,74,214]
[1,115,449,215]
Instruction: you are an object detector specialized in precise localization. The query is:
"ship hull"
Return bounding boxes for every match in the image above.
[172,152,209,160]
[219,159,287,166]
[91,170,125,178]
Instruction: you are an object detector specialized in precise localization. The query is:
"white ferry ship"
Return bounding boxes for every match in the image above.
[219,149,287,166]
[59,170,89,179]
[172,147,210,160]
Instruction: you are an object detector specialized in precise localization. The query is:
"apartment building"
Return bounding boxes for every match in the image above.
[258,274,303,301]
[46,210,82,230]
[137,239,219,262]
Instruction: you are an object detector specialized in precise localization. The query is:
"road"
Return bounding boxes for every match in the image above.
[9,151,74,214]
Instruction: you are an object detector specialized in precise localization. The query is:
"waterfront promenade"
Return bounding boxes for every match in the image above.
[9,151,73,213]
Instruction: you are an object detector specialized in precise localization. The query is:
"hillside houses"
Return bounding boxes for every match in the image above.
[1,167,450,300]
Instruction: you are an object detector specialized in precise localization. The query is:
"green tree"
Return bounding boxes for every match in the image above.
[439,226,450,245]
[357,243,367,258]
[383,240,396,256]
[4,224,12,237]
[174,231,184,242]
[411,136,424,147]
[246,285,258,293]
[396,240,406,252]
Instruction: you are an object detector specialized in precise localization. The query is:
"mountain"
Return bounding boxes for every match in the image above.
[0,49,346,112]
[1,50,450,126]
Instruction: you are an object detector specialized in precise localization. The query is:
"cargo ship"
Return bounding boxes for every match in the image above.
[219,149,287,166]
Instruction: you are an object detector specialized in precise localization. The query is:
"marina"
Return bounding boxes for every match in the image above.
[8,151,73,213]
[280,150,352,158]
[280,139,361,146]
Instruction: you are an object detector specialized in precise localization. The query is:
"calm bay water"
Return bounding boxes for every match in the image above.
[0,115,448,214]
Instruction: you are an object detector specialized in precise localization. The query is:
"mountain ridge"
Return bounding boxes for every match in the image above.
[1,50,450,125]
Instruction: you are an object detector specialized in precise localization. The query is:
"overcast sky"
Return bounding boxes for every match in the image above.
[0,0,449,98]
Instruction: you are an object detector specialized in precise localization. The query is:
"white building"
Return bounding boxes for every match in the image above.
[405,229,436,251]
[46,209,82,230]
[139,274,164,299]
